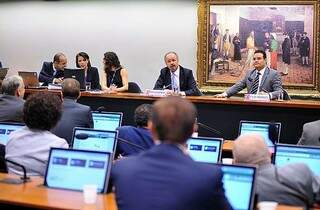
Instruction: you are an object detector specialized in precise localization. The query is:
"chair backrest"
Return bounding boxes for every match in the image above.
[0,144,8,173]
[128,82,142,93]
[283,89,291,100]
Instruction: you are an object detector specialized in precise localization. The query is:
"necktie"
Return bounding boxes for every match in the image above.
[250,72,261,94]
[171,73,178,91]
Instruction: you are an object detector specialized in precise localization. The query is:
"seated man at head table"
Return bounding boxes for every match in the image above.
[116,104,155,157]
[51,78,93,145]
[39,52,67,86]
[6,92,68,176]
[297,119,320,146]
[215,49,283,100]
[111,97,232,210]
[232,133,320,208]
[153,51,202,96]
[0,75,25,123]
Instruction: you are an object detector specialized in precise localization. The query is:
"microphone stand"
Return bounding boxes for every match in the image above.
[116,137,147,151]
[197,122,223,138]
[0,157,30,183]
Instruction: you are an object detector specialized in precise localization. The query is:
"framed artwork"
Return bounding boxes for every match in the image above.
[197,0,320,97]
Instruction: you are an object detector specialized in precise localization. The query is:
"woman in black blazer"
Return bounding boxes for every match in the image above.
[76,52,101,90]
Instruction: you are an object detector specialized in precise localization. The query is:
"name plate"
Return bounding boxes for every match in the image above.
[244,94,270,102]
[144,89,166,97]
[48,83,62,90]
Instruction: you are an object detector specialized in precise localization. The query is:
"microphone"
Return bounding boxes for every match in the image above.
[197,122,223,137]
[162,84,171,90]
[0,157,30,183]
[74,133,146,151]
[96,106,107,112]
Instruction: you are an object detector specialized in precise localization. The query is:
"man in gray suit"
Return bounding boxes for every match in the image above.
[215,50,283,100]
[51,78,93,145]
[298,120,320,146]
[233,133,320,208]
[0,75,25,122]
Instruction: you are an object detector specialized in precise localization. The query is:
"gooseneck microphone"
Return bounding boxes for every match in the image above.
[162,84,172,90]
[0,157,30,183]
[197,122,223,138]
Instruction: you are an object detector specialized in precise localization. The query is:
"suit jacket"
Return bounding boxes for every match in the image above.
[51,98,93,145]
[116,126,154,156]
[153,66,202,96]
[0,95,24,123]
[256,163,320,208]
[111,143,232,210]
[226,67,282,99]
[298,120,320,146]
[86,67,101,90]
[39,62,64,86]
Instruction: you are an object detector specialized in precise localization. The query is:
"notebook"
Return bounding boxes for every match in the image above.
[18,71,45,88]
[186,137,223,163]
[0,122,24,145]
[274,144,320,176]
[238,120,281,149]
[64,68,85,90]
[71,127,118,154]
[92,111,123,131]
[44,148,112,193]
[221,164,256,210]
[0,68,8,80]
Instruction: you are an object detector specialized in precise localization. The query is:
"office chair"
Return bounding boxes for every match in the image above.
[282,89,291,100]
[128,82,142,93]
[0,144,8,173]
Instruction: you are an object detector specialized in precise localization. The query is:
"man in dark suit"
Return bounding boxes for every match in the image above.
[51,78,93,144]
[215,50,282,100]
[0,75,25,122]
[153,52,202,96]
[39,52,67,86]
[298,120,320,146]
[111,97,232,210]
[116,104,155,157]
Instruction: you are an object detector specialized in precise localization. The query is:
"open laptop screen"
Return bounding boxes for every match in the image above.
[221,164,256,210]
[186,137,222,163]
[92,111,123,131]
[239,121,281,149]
[64,69,85,89]
[71,128,117,154]
[44,148,112,193]
[0,122,24,145]
[274,144,320,176]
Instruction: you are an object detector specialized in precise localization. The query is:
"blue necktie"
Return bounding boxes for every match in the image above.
[250,72,261,94]
[171,73,178,91]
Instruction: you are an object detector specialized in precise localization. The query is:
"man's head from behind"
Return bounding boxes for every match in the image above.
[233,134,271,166]
[1,75,25,98]
[134,104,153,128]
[151,96,196,144]
[23,92,62,131]
[53,52,67,71]
[62,78,80,99]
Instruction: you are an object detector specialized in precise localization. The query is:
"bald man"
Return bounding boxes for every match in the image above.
[39,52,67,85]
[233,134,320,208]
[111,97,231,210]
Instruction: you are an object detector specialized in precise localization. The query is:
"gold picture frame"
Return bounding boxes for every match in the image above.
[197,0,320,98]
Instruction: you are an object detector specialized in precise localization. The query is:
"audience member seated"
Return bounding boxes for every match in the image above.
[116,104,154,157]
[111,97,232,210]
[232,133,320,208]
[297,120,320,146]
[102,52,128,92]
[51,78,93,144]
[39,52,67,86]
[6,92,68,176]
[76,52,101,90]
[153,51,202,96]
[0,75,25,122]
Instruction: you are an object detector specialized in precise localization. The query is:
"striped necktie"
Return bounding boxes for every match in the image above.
[171,73,178,91]
[250,72,261,94]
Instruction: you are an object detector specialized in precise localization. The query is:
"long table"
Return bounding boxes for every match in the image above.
[0,173,304,210]
[25,89,320,144]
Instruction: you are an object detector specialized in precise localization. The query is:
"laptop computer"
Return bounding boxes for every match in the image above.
[71,127,118,154]
[221,164,256,210]
[92,111,123,131]
[64,68,85,90]
[274,143,320,176]
[18,71,46,88]
[44,148,112,193]
[186,137,223,163]
[238,120,281,151]
[0,68,8,80]
[0,122,24,145]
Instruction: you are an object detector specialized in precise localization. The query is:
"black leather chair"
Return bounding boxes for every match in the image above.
[128,82,142,93]
[282,89,291,100]
[0,144,8,173]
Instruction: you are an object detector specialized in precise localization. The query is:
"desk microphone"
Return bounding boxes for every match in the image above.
[197,122,223,138]
[0,157,30,183]
[96,106,107,112]
[162,84,171,90]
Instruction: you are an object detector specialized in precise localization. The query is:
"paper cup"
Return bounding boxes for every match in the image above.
[83,184,97,204]
[257,201,278,210]
[222,158,233,164]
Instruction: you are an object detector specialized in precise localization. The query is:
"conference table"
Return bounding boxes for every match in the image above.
[25,89,320,144]
[0,173,305,210]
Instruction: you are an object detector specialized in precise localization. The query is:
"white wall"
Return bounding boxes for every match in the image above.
[0,0,197,90]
